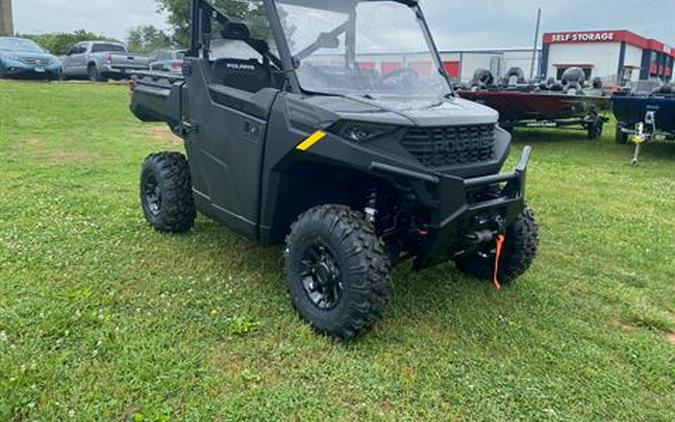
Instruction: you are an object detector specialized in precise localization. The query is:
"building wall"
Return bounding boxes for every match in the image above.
[439,49,541,83]
[624,44,644,82]
[503,50,542,79]
[547,42,621,82]
[457,53,498,82]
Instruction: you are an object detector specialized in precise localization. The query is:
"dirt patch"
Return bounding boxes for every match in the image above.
[46,149,95,164]
[17,138,95,164]
[25,138,45,147]
[667,332,675,345]
[146,126,182,146]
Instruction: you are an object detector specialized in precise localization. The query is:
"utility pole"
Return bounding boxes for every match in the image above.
[0,0,13,36]
[530,8,542,80]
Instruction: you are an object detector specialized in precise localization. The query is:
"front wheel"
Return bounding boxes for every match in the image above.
[455,208,539,285]
[285,205,392,340]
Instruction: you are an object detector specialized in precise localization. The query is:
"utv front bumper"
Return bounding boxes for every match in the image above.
[375,147,532,270]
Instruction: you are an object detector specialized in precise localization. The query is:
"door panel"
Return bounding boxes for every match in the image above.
[183,59,278,240]
[62,46,79,75]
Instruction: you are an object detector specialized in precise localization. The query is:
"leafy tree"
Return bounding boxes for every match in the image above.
[127,25,173,53]
[155,0,269,48]
[17,30,116,55]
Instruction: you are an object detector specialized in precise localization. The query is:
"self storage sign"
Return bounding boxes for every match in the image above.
[548,32,615,43]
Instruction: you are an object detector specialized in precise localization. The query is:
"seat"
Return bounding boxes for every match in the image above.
[209,58,272,93]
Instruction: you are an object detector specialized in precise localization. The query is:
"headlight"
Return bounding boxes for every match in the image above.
[331,121,398,142]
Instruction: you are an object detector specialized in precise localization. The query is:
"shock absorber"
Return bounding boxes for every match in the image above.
[364,183,378,224]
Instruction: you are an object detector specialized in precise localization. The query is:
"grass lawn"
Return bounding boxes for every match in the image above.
[0,80,673,421]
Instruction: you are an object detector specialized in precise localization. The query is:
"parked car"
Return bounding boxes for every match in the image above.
[148,49,185,74]
[61,41,149,82]
[0,37,62,80]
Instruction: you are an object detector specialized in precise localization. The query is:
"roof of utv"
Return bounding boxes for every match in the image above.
[274,0,418,12]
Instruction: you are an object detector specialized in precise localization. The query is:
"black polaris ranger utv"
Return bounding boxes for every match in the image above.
[129,0,539,339]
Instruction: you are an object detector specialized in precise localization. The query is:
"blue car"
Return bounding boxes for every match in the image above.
[0,37,62,80]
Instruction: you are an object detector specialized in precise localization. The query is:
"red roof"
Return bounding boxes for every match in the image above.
[543,30,675,58]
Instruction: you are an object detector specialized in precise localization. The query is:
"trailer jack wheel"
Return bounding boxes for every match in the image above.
[631,143,643,167]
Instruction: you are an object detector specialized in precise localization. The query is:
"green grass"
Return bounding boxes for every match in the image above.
[0,80,673,421]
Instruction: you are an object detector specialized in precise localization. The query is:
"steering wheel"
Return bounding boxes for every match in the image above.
[380,68,419,86]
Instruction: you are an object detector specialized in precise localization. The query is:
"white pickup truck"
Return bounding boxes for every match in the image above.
[61,41,149,82]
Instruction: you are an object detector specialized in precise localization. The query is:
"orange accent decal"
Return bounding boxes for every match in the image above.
[493,234,505,291]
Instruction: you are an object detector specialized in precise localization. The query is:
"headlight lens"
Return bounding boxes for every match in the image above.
[331,121,398,142]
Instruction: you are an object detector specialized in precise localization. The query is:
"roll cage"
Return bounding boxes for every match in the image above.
[187,0,448,94]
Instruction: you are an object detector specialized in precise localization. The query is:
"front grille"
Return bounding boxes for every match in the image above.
[400,124,497,168]
[21,57,49,65]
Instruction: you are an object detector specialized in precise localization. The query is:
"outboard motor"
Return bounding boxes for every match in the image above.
[592,77,603,89]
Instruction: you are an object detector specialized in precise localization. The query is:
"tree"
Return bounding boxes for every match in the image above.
[17,30,116,55]
[155,0,268,48]
[127,25,173,53]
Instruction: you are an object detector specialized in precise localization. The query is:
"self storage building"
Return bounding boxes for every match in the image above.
[540,30,674,86]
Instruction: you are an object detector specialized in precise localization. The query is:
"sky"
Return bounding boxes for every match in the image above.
[12,0,675,49]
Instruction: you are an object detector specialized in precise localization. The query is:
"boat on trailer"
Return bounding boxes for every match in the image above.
[612,82,675,165]
[457,67,610,139]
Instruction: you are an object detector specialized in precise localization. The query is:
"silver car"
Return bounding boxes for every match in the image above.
[61,41,149,82]
[148,49,185,74]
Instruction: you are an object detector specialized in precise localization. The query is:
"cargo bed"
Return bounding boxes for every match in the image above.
[130,71,185,129]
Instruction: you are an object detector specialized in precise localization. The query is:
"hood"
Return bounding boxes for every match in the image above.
[305,94,499,127]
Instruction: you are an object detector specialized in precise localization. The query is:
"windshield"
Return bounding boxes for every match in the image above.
[275,0,450,97]
[92,43,127,53]
[0,38,45,53]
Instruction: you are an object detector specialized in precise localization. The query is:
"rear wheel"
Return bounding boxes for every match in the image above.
[588,118,604,140]
[140,152,196,234]
[88,64,107,82]
[285,205,392,340]
[455,208,539,285]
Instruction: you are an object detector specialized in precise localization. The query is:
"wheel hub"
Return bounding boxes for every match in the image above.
[144,175,162,215]
[300,242,342,310]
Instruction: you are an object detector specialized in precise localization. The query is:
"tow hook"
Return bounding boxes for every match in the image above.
[465,230,496,244]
